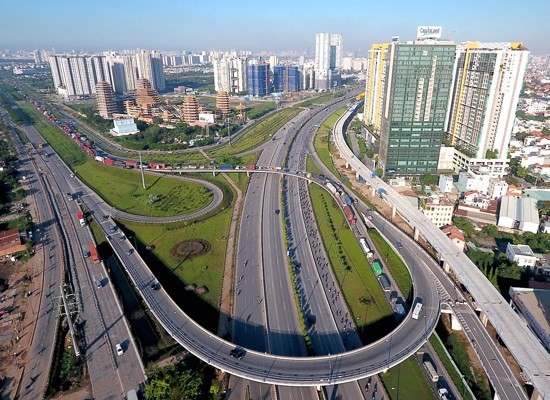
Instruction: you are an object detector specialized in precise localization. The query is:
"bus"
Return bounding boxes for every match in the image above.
[412,301,423,320]
[423,360,439,382]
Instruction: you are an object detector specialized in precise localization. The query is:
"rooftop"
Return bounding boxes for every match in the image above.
[509,287,550,350]
[508,243,536,258]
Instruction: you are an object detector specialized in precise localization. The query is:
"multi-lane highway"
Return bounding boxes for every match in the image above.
[333,105,543,399]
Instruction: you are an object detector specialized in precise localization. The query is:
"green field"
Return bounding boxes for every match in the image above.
[381,357,435,400]
[298,91,345,108]
[313,107,346,179]
[17,101,213,217]
[309,184,394,342]
[119,174,235,309]
[305,155,322,174]
[367,230,413,301]
[207,107,301,159]
[75,161,212,217]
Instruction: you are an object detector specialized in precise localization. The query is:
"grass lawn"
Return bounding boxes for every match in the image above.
[119,174,235,311]
[309,184,395,343]
[305,155,322,175]
[74,161,212,217]
[207,107,301,159]
[313,107,346,179]
[429,333,474,400]
[298,91,345,108]
[381,357,435,400]
[223,172,250,193]
[368,229,413,302]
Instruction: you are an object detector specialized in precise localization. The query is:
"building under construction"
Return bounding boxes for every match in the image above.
[273,65,301,93]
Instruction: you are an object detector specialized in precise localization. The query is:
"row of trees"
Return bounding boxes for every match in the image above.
[0,119,25,216]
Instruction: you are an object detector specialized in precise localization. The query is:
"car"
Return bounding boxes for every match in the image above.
[438,388,450,400]
[95,279,102,289]
[306,315,316,327]
[119,235,126,241]
[150,282,160,291]
[83,250,90,258]
[116,343,123,356]
[275,209,280,215]
[103,214,109,220]
[397,242,403,249]
[230,347,246,359]
[126,249,133,256]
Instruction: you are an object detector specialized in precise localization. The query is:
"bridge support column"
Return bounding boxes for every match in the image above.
[530,388,543,400]
[345,161,349,168]
[451,314,462,331]
[212,171,216,177]
[371,187,376,197]
[413,227,419,241]
[246,171,250,177]
[480,311,489,327]
[392,205,396,220]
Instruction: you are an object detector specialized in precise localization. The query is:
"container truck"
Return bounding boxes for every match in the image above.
[150,162,166,169]
[218,164,233,170]
[371,260,382,276]
[342,205,356,225]
[412,301,423,320]
[104,158,115,166]
[326,181,338,194]
[88,243,100,263]
[125,160,138,168]
[95,156,104,163]
[359,237,370,254]
[77,211,86,227]
[246,165,256,170]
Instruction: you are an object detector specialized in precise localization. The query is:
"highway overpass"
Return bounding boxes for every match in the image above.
[332,104,550,399]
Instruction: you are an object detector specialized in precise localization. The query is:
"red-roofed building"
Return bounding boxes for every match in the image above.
[441,225,466,252]
[508,185,523,197]
[0,229,27,257]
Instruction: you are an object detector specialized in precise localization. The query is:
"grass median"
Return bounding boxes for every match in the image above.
[313,107,346,179]
[381,358,435,400]
[308,184,395,343]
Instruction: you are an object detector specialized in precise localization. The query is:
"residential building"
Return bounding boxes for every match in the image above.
[506,243,537,268]
[509,287,550,351]
[364,43,390,133]
[135,50,165,91]
[488,179,508,199]
[0,229,26,257]
[213,57,248,94]
[48,54,111,99]
[315,32,342,90]
[109,114,139,136]
[421,195,454,227]
[273,65,301,92]
[301,64,315,90]
[95,81,118,119]
[445,42,529,175]
[441,225,466,252]
[498,196,539,233]
[247,63,271,97]
[458,170,492,195]
[439,175,453,193]
[378,40,456,174]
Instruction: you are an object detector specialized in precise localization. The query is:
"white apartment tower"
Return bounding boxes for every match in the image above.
[446,42,529,176]
[364,43,390,133]
[315,33,343,90]
[213,57,248,94]
[135,50,165,92]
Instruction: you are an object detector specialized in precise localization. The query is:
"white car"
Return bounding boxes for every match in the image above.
[116,343,123,356]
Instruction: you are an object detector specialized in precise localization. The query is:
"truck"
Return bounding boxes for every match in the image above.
[423,360,439,382]
[104,157,115,166]
[95,155,104,163]
[412,301,423,320]
[88,243,100,263]
[246,164,256,170]
[150,162,166,169]
[326,181,338,194]
[359,237,370,254]
[77,211,86,227]
[218,164,233,170]
[378,273,391,291]
[125,160,138,168]
[342,205,356,225]
[371,260,382,276]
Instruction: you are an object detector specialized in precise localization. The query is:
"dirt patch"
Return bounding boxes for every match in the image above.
[170,239,211,262]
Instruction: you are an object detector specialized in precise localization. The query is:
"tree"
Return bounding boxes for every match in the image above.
[485,149,498,159]
[419,174,439,186]
[537,200,550,216]
[145,379,171,400]
[452,217,475,237]
[479,224,498,238]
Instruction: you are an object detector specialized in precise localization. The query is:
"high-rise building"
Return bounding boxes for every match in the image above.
[33,49,47,64]
[378,40,456,174]
[122,54,139,91]
[48,55,111,100]
[364,43,390,133]
[315,33,342,90]
[301,64,315,90]
[273,66,301,92]
[95,81,118,119]
[247,63,271,97]
[213,57,248,94]
[135,50,165,92]
[445,42,529,176]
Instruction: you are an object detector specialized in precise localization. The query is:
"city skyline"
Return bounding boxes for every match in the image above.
[2,0,550,54]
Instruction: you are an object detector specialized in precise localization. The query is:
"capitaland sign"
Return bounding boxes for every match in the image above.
[417,26,442,39]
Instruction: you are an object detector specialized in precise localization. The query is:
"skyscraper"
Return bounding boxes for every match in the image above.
[95,81,118,119]
[378,40,456,175]
[445,42,529,176]
[135,50,165,92]
[247,63,271,97]
[273,66,301,92]
[48,55,111,100]
[364,43,390,133]
[213,57,248,94]
[315,33,342,90]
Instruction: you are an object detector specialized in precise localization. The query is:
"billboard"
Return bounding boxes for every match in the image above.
[417,26,442,39]
[391,36,400,43]
[198,113,214,123]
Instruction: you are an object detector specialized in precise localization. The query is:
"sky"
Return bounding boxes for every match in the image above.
[2,0,550,55]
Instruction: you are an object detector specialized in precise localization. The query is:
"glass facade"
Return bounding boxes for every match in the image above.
[273,66,301,92]
[379,43,456,174]
[247,63,271,97]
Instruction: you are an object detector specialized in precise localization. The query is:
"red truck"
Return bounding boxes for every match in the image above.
[343,205,356,225]
[77,211,86,227]
[125,160,138,168]
[246,165,257,170]
[88,243,100,263]
[150,162,166,169]
[104,158,115,166]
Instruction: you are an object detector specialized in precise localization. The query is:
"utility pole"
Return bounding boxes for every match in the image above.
[227,117,232,146]
[139,151,146,189]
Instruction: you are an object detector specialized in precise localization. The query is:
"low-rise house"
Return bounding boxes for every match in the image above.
[421,196,454,227]
[506,243,537,268]
[0,229,27,257]
[441,225,466,252]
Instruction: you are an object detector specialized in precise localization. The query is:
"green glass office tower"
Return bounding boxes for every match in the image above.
[379,41,456,174]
